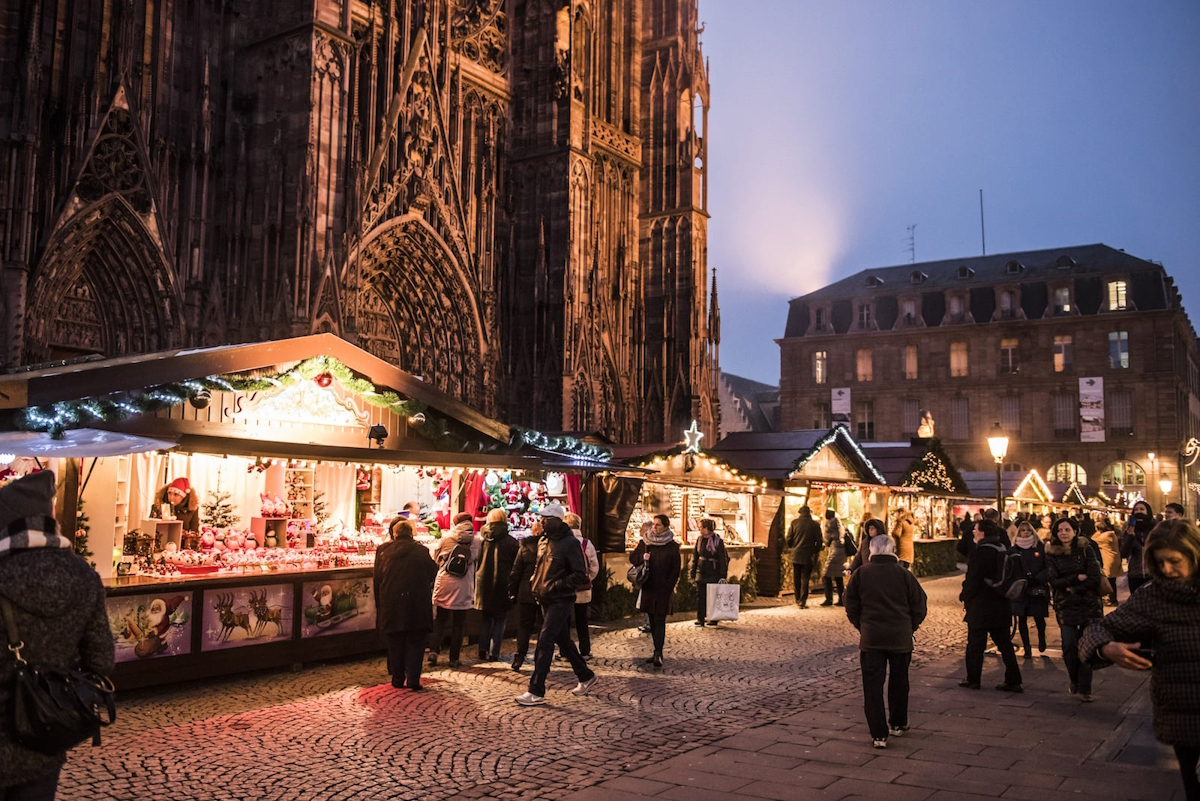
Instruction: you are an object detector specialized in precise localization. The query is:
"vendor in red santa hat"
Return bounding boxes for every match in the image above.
[151,477,200,532]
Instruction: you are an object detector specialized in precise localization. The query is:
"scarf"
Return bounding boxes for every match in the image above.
[645,526,675,546]
[0,516,71,558]
[1014,533,1038,549]
[698,532,717,555]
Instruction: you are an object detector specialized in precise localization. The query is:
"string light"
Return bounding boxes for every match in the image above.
[789,427,886,485]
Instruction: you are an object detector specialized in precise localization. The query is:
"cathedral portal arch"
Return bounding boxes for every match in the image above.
[353,214,489,410]
[24,194,183,363]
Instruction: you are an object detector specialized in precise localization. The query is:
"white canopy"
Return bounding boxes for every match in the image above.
[0,428,177,459]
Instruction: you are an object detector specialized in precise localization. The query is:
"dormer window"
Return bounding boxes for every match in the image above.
[998,290,1016,320]
[1054,286,1072,314]
[813,307,826,332]
[1056,255,1077,269]
[865,275,885,287]
[949,295,965,322]
[902,298,918,323]
[1108,280,1128,310]
[957,266,974,279]
[1005,260,1024,275]
[910,271,927,284]
[857,303,872,328]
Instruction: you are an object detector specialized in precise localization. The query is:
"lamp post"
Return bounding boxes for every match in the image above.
[1159,478,1173,505]
[987,422,1009,514]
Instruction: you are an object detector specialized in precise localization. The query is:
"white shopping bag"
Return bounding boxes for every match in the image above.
[706,581,740,622]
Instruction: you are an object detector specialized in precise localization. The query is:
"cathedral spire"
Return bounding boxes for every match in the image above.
[709,267,720,345]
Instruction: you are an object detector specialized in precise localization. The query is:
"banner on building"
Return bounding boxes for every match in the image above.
[1079,377,1105,443]
[832,387,851,427]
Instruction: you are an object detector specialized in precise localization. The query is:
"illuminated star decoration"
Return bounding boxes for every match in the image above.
[682,420,704,453]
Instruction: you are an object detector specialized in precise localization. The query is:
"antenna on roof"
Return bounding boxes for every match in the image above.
[979,189,986,256]
[905,224,917,264]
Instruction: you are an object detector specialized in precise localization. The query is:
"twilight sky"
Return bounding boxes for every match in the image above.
[699,0,1200,385]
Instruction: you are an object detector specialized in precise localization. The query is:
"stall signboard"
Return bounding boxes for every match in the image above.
[200,584,294,651]
[108,591,193,663]
[301,577,376,637]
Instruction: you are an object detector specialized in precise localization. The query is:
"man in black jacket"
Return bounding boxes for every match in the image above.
[515,505,598,705]
[374,518,438,690]
[787,506,823,608]
[959,518,1023,692]
[844,535,928,749]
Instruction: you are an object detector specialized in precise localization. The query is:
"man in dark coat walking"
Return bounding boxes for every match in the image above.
[515,505,597,705]
[374,518,438,690]
[787,506,823,608]
[474,509,519,662]
[844,535,928,749]
[959,518,1023,692]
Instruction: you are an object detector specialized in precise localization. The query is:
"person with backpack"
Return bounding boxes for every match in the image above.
[959,518,1024,692]
[429,512,480,667]
[691,518,730,626]
[1046,516,1104,701]
[820,509,847,607]
[474,508,519,662]
[560,512,599,658]
[786,506,823,608]
[1011,520,1049,658]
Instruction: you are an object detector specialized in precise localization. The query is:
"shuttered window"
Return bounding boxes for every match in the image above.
[902,400,920,435]
[950,397,969,440]
[1000,396,1021,435]
[1054,393,1077,438]
[1110,390,1133,436]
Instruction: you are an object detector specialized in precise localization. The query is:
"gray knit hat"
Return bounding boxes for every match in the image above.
[0,471,56,531]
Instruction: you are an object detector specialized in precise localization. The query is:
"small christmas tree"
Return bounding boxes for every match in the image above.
[74,498,94,566]
[312,489,329,526]
[202,473,240,528]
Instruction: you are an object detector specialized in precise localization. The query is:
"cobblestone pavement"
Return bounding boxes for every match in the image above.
[57,575,1182,800]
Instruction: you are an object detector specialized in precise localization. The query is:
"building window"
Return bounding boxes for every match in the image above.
[858,304,872,328]
[1110,389,1133,436]
[857,348,873,382]
[950,342,968,377]
[814,308,826,332]
[813,402,830,429]
[950,397,969,440]
[1108,331,1129,369]
[1053,393,1077,438]
[1048,462,1087,484]
[998,290,1016,319]
[1108,280,1128,310]
[1101,461,1145,488]
[1000,395,1021,435]
[856,402,874,441]
[813,350,827,385]
[1054,286,1071,314]
[902,298,918,324]
[949,295,964,323]
[1053,335,1073,373]
[999,338,1019,375]
[904,344,918,380]
[902,400,920,435]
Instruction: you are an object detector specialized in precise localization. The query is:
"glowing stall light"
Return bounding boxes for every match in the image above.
[682,420,705,453]
[0,453,15,466]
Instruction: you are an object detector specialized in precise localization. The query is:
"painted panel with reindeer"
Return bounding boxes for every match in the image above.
[201,585,295,652]
[301,578,376,638]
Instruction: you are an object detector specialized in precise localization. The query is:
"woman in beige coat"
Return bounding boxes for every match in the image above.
[891,509,917,569]
[1091,518,1123,606]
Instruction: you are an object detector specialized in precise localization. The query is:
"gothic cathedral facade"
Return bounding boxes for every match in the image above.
[0,0,718,444]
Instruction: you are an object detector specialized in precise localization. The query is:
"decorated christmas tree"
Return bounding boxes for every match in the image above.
[312,489,329,526]
[202,473,240,528]
[74,498,94,565]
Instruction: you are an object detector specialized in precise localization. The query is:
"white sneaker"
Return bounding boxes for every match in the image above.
[889,726,908,737]
[872,738,887,749]
[571,675,599,696]
[514,692,545,706]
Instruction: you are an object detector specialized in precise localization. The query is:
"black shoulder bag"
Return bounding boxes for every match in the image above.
[1,597,116,755]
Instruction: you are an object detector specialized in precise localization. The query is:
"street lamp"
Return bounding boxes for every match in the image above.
[1159,478,1173,502]
[987,421,1009,513]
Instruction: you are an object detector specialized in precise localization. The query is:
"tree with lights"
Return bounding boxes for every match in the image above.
[74,498,94,566]
[202,473,240,529]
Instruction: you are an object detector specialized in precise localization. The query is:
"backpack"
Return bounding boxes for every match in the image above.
[577,536,593,591]
[981,542,1027,600]
[444,541,471,578]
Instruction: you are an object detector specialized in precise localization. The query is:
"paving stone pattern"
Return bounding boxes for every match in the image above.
[57,575,1181,800]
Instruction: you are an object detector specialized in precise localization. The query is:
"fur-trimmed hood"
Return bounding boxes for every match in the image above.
[1046,535,1087,557]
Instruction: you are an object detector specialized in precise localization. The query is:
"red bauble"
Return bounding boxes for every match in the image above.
[314,372,333,388]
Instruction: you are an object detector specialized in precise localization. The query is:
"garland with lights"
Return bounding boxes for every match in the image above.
[630,447,769,488]
[898,438,968,494]
[509,426,613,461]
[790,427,887,485]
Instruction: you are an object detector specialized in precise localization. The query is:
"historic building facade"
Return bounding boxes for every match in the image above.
[779,245,1200,513]
[0,0,719,444]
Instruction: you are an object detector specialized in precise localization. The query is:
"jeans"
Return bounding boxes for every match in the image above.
[478,610,508,659]
[860,649,912,740]
[387,630,429,689]
[965,619,1022,686]
[512,601,540,662]
[0,766,61,801]
[648,613,667,655]
[529,598,594,697]
[793,562,814,606]
[1174,744,1199,800]
[430,606,466,661]
[1059,623,1093,694]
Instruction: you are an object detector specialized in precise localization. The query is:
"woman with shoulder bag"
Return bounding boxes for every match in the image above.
[691,518,729,627]
[1011,520,1050,657]
[1046,517,1104,701]
[630,515,681,667]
